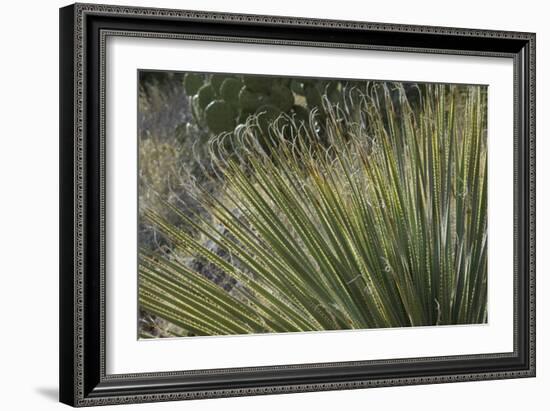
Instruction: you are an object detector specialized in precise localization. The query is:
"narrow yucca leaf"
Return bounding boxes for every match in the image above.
[139,82,488,337]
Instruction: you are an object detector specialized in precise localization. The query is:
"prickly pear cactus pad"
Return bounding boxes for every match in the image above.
[172,72,365,139]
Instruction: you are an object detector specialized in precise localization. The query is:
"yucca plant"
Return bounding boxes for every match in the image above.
[139,82,487,337]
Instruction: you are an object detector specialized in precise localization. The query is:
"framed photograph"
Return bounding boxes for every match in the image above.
[59,3,536,407]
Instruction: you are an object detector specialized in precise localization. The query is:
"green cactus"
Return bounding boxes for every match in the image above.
[210,74,230,94]
[275,77,291,87]
[269,83,294,112]
[191,95,203,123]
[304,83,323,109]
[290,79,305,95]
[238,87,264,113]
[205,100,236,134]
[243,75,273,93]
[255,104,282,136]
[220,78,243,107]
[292,105,310,125]
[236,111,251,126]
[182,72,355,140]
[324,81,342,104]
[197,84,216,109]
[183,73,203,95]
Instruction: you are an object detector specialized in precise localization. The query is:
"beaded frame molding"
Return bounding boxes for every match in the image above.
[59,3,536,407]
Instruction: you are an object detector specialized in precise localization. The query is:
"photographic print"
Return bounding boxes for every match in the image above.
[137,71,488,339]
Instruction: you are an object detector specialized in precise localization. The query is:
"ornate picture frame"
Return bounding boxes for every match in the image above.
[59,3,535,407]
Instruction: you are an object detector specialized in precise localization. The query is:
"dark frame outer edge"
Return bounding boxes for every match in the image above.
[59,2,536,407]
[60,3,76,407]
